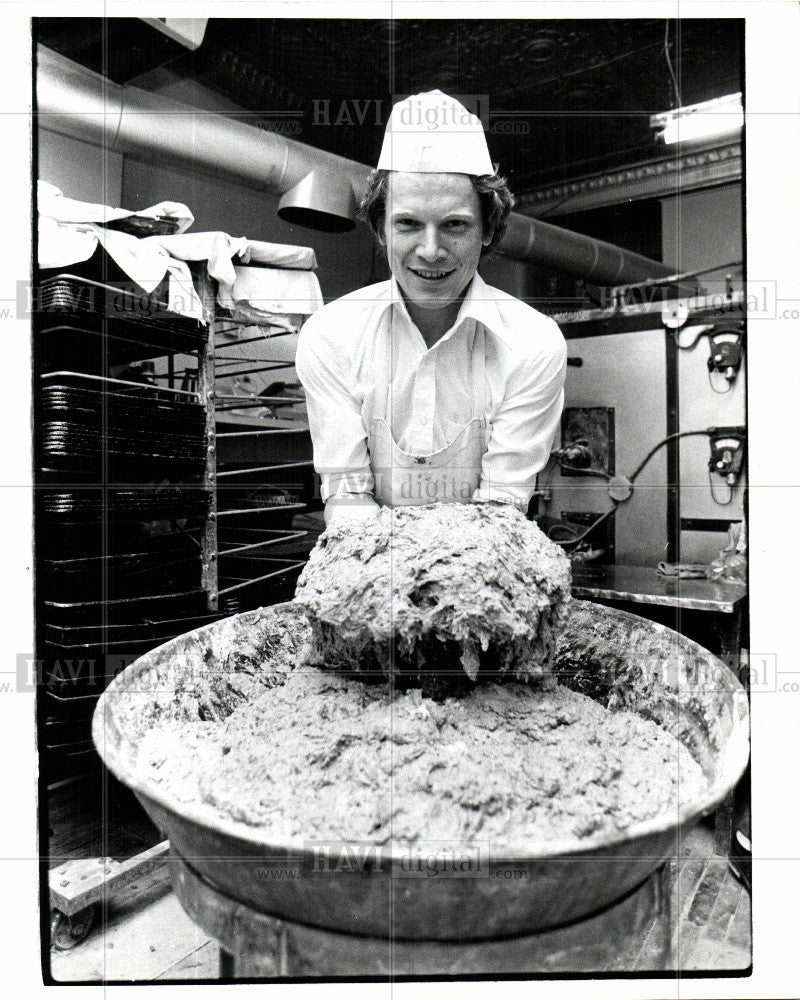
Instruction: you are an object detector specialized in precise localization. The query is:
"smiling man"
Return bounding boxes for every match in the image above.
[296,90,567,525]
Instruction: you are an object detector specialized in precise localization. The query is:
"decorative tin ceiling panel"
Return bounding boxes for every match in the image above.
[36,17,743,191]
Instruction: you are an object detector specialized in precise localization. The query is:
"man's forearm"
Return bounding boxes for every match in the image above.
[472,483,529,511]
[323,492,381,526]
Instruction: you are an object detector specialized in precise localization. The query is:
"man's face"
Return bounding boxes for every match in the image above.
[382,172,491,312]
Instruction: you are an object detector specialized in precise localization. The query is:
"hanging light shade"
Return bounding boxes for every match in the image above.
[277,169,358,233]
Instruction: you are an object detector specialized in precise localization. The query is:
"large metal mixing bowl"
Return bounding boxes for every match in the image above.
[93,600,749,941]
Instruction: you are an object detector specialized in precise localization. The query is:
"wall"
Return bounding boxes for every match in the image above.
[661,184,742,292]
[541,181,745,568]
[545,329,669,567]
[38,130,123,206]
[661,183,745,563]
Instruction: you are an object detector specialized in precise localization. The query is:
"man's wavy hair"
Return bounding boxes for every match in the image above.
[359,168,515,257]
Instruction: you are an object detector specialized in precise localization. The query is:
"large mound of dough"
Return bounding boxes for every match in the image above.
[294,502,571,691]
[134,668,706,848]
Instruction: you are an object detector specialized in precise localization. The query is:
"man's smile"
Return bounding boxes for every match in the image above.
[409,266,457,281]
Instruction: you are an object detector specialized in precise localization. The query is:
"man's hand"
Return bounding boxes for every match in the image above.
[324,493,381,528]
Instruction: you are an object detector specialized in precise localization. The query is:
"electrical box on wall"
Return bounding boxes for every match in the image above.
[559,407,615,477]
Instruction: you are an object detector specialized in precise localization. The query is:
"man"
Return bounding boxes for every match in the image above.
[296,90,567,526]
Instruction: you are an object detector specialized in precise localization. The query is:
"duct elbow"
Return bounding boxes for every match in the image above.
[277,169,358,233]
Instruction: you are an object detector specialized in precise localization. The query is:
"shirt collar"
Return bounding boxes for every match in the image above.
[383,271,505,344]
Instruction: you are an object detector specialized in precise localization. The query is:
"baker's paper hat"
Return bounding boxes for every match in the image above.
[376,90,494,175]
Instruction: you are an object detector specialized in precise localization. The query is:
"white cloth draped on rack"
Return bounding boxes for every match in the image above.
[37,182,321,323]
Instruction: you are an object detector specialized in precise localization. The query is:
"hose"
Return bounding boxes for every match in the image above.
[629,429,711,483]
[557,464,611,480]
[548,428,732,549]
[547,506,618,547]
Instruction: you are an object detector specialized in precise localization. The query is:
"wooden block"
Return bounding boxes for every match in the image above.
[50,841,170,916]
[50,857,119,912]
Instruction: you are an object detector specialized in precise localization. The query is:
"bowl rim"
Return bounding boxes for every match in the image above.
[92,600,751,865]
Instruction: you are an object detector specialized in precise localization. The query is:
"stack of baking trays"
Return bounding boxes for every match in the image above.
[34,248,223,781]
[35,247,207,374]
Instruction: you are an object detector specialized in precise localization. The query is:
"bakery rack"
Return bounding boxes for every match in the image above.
[205,303,319,614]
[34,247,222,784]
[38,238,323,950]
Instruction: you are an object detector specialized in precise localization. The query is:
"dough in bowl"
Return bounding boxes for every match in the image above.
[294,502,571,694]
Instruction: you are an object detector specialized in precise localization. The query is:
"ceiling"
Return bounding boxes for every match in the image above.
[37,17,743,191]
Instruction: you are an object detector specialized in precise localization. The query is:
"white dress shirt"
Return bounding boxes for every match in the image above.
[295,272,567,510]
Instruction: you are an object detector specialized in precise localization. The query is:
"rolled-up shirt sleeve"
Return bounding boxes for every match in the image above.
[474,321,567,510]
[295,317,375,502]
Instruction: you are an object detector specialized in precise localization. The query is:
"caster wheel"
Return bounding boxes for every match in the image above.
[50,904,97,950]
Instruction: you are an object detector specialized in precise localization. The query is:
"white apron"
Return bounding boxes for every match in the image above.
[368,326,489,508]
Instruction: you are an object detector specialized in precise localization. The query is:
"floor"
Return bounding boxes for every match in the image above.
[46,773,751,981]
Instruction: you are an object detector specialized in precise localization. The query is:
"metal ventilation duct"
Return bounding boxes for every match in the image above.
[36,45,675,285]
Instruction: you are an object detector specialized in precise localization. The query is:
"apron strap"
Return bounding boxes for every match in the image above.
[471,324,486,424]
[373,309,393,423]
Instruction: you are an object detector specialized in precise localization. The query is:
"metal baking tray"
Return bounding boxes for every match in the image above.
[42,427,204,461]
[45,609,226,648]
[39,373,205,468]
[36,321,197,371]
[42,544,201,601]
[40,488,210,521]
[41,369,203,405]
[36,516,208,562]
[43,608,228,701]
[35,267,205,350]
[44,589,207,627]
[41,427,206,476]
[44,640,161,697]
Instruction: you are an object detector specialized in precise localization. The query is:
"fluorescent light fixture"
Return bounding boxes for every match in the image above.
[141,18,209,51]
[650,93,743,145]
